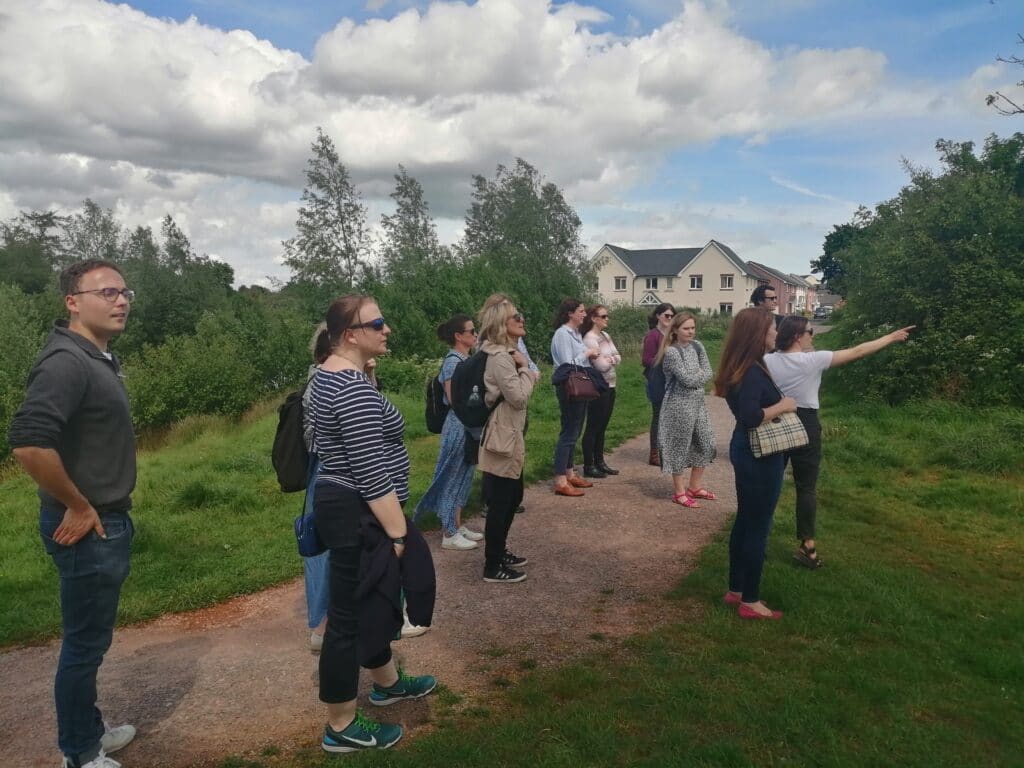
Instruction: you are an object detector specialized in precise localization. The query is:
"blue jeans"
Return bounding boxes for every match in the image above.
[39,507,133,765]
[728,433,784,602]
[554,384,587,474]
[303,457,330,629]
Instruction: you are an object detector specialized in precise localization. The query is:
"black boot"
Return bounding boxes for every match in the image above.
[597,461,619,475]
[583,465,607,478]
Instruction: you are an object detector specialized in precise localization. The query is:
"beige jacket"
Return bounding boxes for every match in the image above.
[478,339,538,479]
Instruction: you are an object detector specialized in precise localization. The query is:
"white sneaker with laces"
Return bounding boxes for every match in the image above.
[62,751,121,768]
[310,631,324,653]
[100,723,135,755]
[400,616,430,638]
[458,525,483,542]
[441,532,477,550]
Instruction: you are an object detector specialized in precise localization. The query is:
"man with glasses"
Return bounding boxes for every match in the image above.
[9,260,137,768]
[750,285,783,330]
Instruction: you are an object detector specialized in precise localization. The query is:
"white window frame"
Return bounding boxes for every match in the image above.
[690,275,703,290]
[645,277,659,290]
[614,276,627,291]
[665,277,674,290]
[721,274,734,290]
[719,302,733,315]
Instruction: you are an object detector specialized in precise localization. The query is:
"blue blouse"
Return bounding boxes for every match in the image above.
[550,324,591,367]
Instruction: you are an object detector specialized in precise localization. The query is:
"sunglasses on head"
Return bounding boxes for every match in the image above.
[351,317,386,332]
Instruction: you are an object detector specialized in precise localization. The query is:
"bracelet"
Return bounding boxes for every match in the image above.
[392,536,406,546]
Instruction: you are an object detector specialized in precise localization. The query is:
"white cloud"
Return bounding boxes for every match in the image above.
[0,0,998,283]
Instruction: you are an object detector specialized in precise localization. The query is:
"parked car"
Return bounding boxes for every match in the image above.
[813,306,833,319]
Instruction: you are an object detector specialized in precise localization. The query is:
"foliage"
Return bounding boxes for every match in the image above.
[987,33,1024,115]
[377,165,447,281]
[822,134,1024,405]
[0,285,55,457]
[281,127,369,291]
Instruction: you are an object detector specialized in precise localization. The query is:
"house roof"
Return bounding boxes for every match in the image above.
[788,273,813,289]
[604,244,701,276]
[601,240,753,277]
[748,261,800,286]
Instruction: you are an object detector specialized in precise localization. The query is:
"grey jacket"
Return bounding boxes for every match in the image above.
[8,321,136,510]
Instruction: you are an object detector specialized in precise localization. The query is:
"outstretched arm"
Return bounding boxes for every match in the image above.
[830,326,915,367]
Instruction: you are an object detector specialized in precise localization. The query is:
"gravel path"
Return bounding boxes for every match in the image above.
[1,395,740,767]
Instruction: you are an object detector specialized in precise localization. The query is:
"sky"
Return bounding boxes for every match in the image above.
[0,0,1019,286]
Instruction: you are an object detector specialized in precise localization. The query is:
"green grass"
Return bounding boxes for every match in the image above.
[0,361,657,646]
[211,397,1022,768]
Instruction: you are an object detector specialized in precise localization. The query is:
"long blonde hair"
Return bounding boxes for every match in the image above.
[477,293,516,348]
[653,312,696,366]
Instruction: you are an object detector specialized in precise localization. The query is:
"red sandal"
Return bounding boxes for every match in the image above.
[672,492,699,508]
[686,487,717,501]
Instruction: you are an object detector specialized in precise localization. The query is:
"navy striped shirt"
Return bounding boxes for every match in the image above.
[310,369,410,503]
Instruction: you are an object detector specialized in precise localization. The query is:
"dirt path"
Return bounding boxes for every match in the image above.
[1,396,739,767]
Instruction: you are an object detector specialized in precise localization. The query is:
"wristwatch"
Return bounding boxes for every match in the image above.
[392,536,406,546]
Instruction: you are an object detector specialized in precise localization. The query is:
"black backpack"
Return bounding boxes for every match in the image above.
[425,352,460,434]
[449,349,502,429]
[272,381,310,493]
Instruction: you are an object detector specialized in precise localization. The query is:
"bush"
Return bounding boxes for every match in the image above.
[0,284,52,458]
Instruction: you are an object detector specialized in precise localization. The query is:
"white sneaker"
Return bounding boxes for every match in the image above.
[100,723,135,755]
[441,532,477,550]
[400,617,430,638]
[310,631,324,653]
[458,525,483,542]
[63,751,121,768]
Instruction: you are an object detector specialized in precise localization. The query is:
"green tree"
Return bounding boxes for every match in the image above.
[377,165,446,281]
[826,133,1024,405]
[61,199,122,265]
[283,128,370,292]
[0,210,65,293]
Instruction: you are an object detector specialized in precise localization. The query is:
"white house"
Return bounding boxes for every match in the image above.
[592,240,763,315]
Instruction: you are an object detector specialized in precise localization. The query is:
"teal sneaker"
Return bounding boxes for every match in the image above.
[321,711,402,753]
[369,669,438,707]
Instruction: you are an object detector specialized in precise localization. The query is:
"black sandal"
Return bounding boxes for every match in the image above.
[793,543,824,570]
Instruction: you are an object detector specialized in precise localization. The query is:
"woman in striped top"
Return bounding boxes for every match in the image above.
[309,294,437,754]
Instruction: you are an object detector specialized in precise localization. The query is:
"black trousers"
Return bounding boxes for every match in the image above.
[582,387,616,466]
[788,408,823,541]
[314,483,392,704]
[482,472,523,572]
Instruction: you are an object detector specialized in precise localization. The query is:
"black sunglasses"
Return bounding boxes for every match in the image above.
[594,313,609,319]
[461,327,478,335]
[804,327,814,336]
[351,317,386,331]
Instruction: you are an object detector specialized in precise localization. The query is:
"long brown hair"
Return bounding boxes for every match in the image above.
[579,304,607,337]
[653,312,696,367]
[776,315,808,351]
[713,308,773,397]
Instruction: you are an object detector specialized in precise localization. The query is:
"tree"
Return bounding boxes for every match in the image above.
[809,212,871,297]
[377,165,445,280]
[283,128,370,291]
[987,34,1024,115]
[61,199,122,265]
[0,210,65,293]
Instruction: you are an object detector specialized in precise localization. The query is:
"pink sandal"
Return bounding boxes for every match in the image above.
[672,492,699,508]
[686,487,717,501]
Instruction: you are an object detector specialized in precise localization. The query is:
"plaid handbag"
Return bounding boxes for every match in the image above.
[748,378,809,457]
[748,411,809,457]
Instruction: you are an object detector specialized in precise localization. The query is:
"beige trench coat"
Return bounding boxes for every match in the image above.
[478,339,537,479]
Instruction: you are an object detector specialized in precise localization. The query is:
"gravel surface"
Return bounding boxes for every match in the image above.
[1,395,740,767]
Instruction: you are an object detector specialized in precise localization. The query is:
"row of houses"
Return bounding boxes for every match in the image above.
[591,240,829,315]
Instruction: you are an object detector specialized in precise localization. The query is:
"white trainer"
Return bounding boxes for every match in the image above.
[458,525,484,542]
[441,532,477,550]
[100,723,135,755]
[400,616,430,638]
[63,751,121,768]
[310,631,324,653]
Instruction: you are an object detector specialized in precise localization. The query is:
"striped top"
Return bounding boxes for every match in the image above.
[310,368,410,502]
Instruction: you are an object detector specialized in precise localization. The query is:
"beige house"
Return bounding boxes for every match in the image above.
[592,240,763,315]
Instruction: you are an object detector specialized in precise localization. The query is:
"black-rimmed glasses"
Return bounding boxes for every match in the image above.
[72,288,135,303]
[351,317,386,331]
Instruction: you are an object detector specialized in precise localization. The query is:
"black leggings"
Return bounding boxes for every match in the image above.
[315,483,392,703]
[482,472,523,572]
[582,388,616,466]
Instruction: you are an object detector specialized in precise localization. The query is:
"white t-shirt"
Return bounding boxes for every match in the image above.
[764,350,834,409]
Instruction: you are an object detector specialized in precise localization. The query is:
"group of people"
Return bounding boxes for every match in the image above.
[8,259,914,766]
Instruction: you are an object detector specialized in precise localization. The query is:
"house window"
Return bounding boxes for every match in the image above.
[614,276,626,291]
[665,277,673,290]
[591,280,599,292]
[690,275,703,290]
[719,303,733,315]
[645,277,659,290]
[721,274,734,290]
